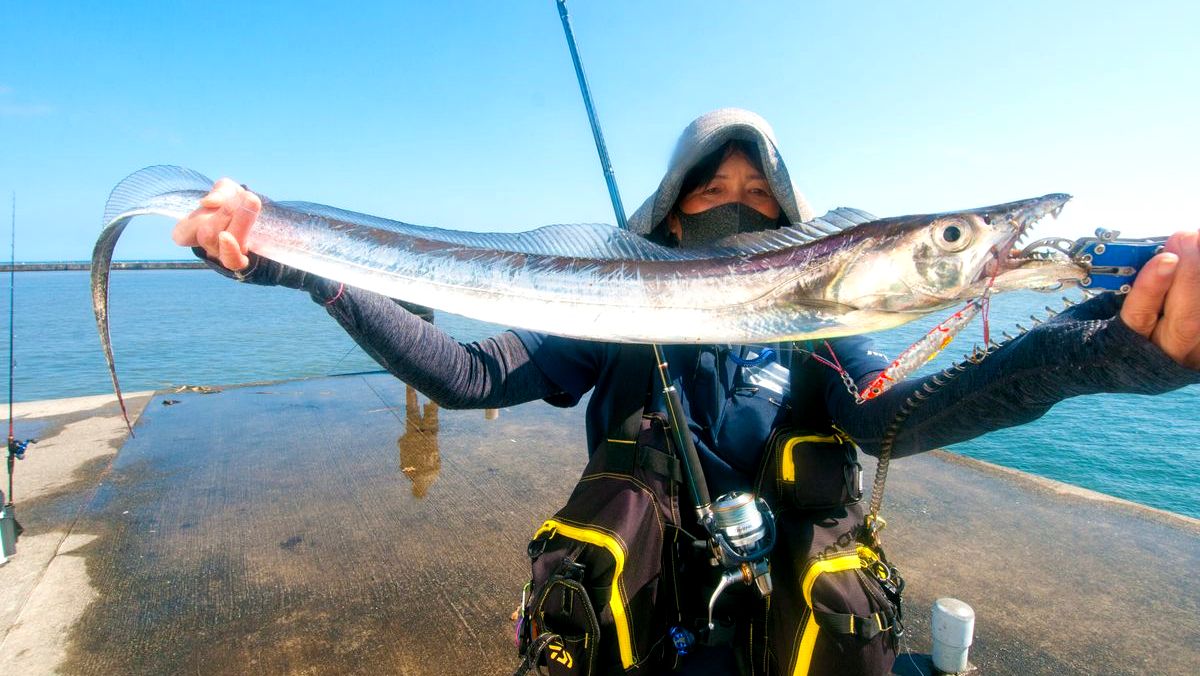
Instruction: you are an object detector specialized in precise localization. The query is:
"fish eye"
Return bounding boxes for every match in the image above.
[933,217,973,252]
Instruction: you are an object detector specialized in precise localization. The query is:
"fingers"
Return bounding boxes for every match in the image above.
[226,191,261,253]
[1152,230,1200,366]
[199,177,242,209]
[217,231,250,271]
[170,178,260,271]
[1121,250,1178,337]
[171,204,217,248]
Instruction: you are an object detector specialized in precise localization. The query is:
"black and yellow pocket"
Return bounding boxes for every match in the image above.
[531,572,600,676]
[762,426,862,511]
[531,520,634,672]
[516,439,678,676]
[785,545,900,676]
[748,506,903,676]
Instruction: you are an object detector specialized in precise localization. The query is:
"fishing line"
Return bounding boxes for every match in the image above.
[792,339,877,408]
[980,246,1003,346]
[808,340,845,373]
[326,342,361,375]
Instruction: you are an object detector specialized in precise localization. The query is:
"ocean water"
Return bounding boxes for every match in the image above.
[2,269,1197,518]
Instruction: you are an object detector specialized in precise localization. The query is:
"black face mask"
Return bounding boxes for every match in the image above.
[677,202,779,248]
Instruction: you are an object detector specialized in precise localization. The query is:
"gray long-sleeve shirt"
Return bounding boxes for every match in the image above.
[205,250,1199,491]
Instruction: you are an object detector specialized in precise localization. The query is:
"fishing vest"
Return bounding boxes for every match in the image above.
[514,343,903,675]
[514,344,688,675]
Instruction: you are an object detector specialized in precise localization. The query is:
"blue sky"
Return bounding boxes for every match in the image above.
[1,1,1196,261]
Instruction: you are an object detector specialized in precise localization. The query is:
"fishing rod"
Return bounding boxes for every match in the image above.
[554,0,708,510]
[554,0,774,634]
[7,194,12,444]
[2,192,31,562]
[556,0,628,232]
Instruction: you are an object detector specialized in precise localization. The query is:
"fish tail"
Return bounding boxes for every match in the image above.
[94,166,214,435]
[102,165,213,226]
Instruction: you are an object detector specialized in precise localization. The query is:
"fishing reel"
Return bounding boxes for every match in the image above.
[3,436,35,559]
[8,436,33,461]
[700,491,776,631]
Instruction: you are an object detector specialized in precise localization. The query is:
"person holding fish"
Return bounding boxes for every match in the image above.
[172,109,1199,674]
[172,108,1200,438]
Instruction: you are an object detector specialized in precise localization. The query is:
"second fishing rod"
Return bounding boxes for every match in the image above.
[554,0,776,628]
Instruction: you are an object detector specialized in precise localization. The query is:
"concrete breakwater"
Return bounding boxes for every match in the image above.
[1,374,1197,675]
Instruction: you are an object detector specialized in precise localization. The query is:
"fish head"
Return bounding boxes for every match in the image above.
[828,194,1087,313]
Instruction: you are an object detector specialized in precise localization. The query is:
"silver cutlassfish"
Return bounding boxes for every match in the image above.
[93,166,1086,429]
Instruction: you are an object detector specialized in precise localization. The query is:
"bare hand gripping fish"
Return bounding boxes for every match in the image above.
[92,165,1086,429]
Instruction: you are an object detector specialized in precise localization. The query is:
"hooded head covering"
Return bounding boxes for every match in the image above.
[627,108,815,236]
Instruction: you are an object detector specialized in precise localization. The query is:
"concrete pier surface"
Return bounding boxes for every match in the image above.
[0,373,1196,675]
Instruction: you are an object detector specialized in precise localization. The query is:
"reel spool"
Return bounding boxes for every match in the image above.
[701,491,776,630]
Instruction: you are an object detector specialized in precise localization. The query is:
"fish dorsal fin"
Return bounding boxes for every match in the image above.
[273,201,876,261]
[806,207,877,236]
[705,207,878,255]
